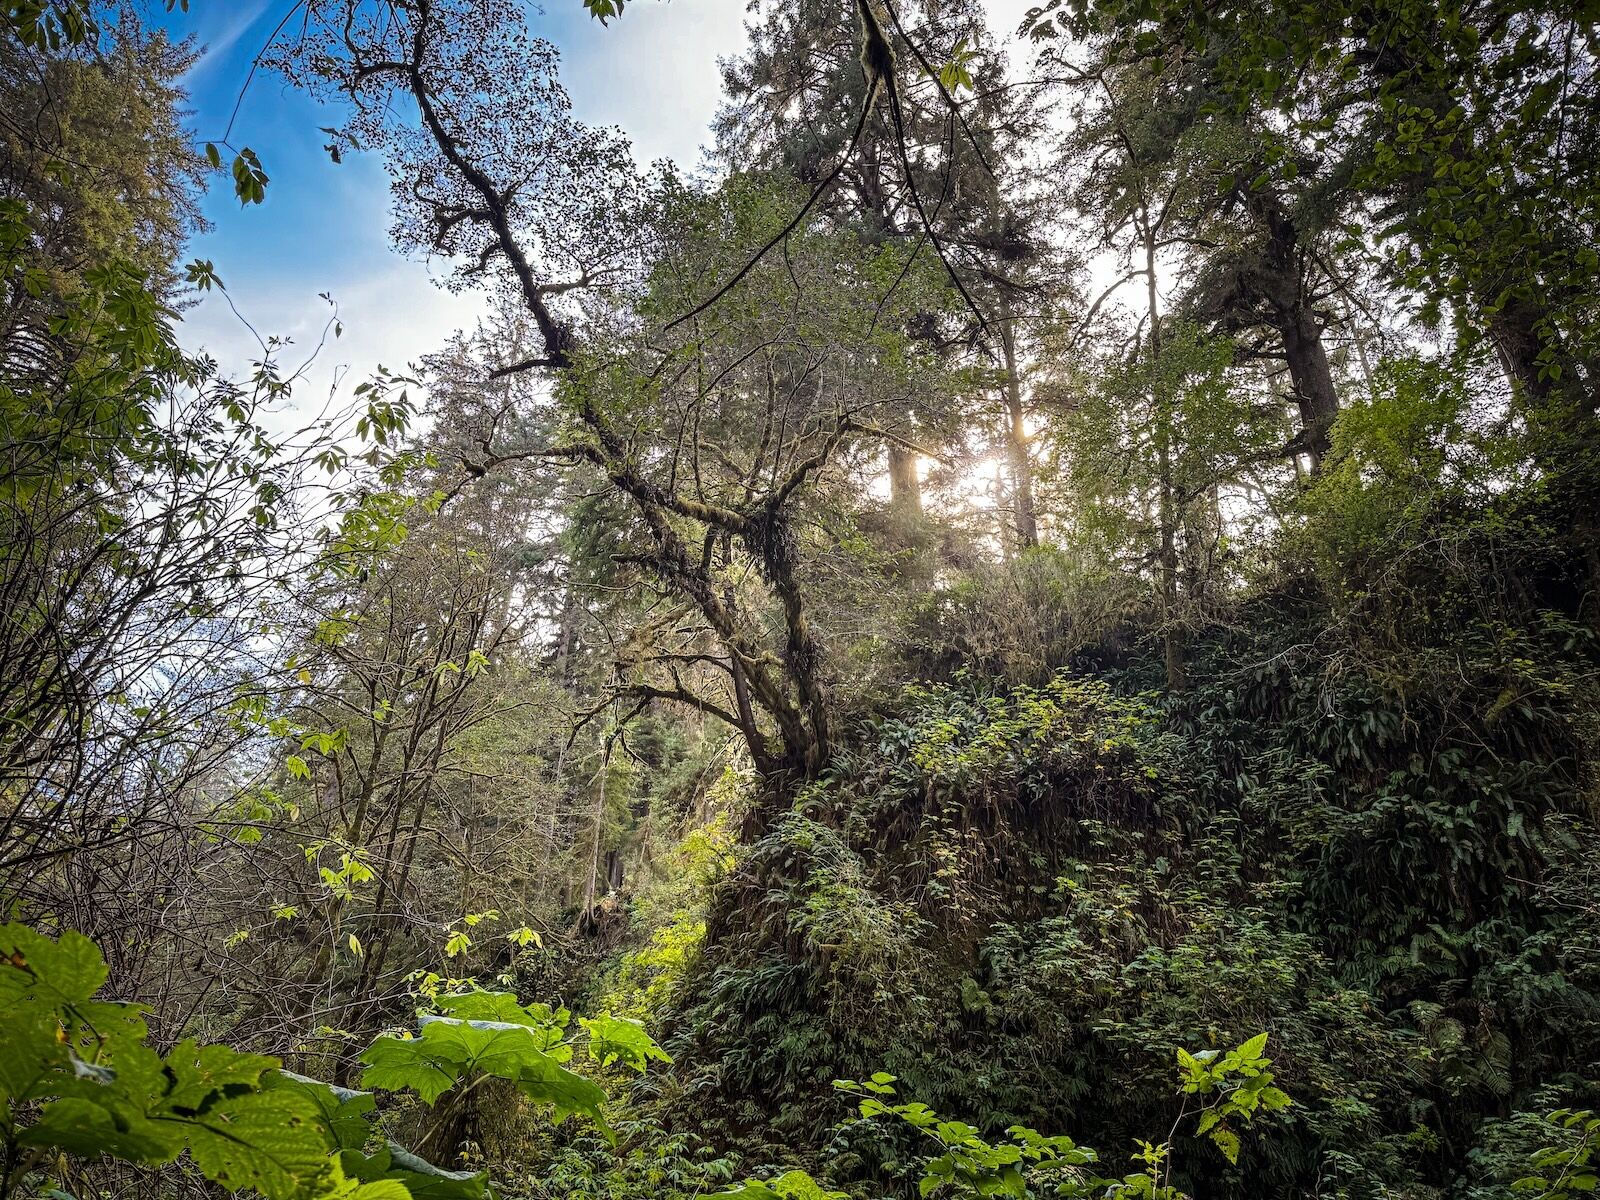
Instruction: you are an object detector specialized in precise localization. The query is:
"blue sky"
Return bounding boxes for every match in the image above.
[154,0,1035,410]
[157,0,750,405]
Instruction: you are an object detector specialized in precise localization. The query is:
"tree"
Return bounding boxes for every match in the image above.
[1027,0,1600,463]
[0,198,366,928]
[0,8,207,302]
[719,0,1060,546]
[268,0,965,796]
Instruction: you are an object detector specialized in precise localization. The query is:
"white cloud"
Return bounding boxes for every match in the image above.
[179,258,489,429]
[179,0,273,85]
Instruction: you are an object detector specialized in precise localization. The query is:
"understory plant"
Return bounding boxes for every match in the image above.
[0,923,667,1200]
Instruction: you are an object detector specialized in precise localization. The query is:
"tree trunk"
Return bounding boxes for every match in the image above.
[1239,189,1341,471]
[554,579,580,687]
[578,755,608,934]
[1146,225,1185,692]
[1000,315,1038,549]
[888,443,922,516]
[1279,306,1340,470]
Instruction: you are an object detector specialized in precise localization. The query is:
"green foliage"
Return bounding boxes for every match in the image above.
[361,1018,607,1128]
[835,1073,1108,1199]
[0,198,188,499]
[902,548,1142,686]
[360,992,667,1142]
[1175,1035,1292,1164]
[817,1034,1289,1199]
[581,0,627,24]
[1509,1110,1600,1200]
[895,672,1157,785]
[580,1016,674,1074]
[656,576,1599,1194]
[3,0,97,49]
[3,4,268,207]
[0,927,673,1200]
[519,1120,741,1200]
[7,4,1600,1200]
[602,912,710,1021]
[268,1074,486,1200]
[709,1170,848,1200]
[1292,354,1523,592]
[0,922,354,1200]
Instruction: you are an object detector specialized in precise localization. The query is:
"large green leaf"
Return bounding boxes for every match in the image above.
[164,1041,281,1114]
[359,1018,609,1137]
[0,923,109,1006]
[342,1141,486,1200]
[432,992,568,1054]
[26,1052,331,1198]
[22,1095,186,1164]
[708,1172,848,1200]
[432,991,566,1029]
[708,1185,787,1200]
[358,1034,459,1105]
[503,1039,610,1136]
[0,922,149,1071]
[341,1181,412,1200]
[0,1006,69,1102]
[578,1014,671,1073]
[270,1071,379,1151]
[0,924,363,1200]
[185,1087,337,1200]
[22,1042,177,1161]
[415,1021,554,1084]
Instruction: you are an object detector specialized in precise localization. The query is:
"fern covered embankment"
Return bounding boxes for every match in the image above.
[601,487,1600,1199]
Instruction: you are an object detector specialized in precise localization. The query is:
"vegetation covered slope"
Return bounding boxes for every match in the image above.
[641,535,1600,1197]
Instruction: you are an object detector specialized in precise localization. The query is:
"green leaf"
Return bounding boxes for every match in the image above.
[0,1007,68,1102]
[0,923,110,1005]
[1258,1087,1293,1111]
[1211,1127,1241,1164]
[360,1018,608,1136]
[342,1142,486,1200]
[708,1172,847,1200]
[268,1071,378,1151]
[433,992,566,1041]
[358,1036,458,1105]
[185,1087,335,1200]
[706,1186,783,1200]
[1235,1033,1269,1062]
[24,1095,185,1164]
[578,1015,671,1073]
[163,1040,280,1114]
[230,148,269,205]
[342,1181,412,1200]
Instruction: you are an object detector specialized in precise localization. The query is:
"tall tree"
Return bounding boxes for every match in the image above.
[0,11,206,300]
[272,0,957,796]
[719,0,1057,544]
